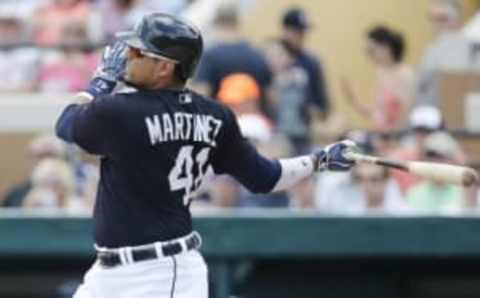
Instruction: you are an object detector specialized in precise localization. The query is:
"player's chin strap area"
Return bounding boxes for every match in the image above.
[94,231,202,268]
[272,155,315,192]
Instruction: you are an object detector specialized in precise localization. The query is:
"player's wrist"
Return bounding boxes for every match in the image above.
[272,155,315,192]
[311,149,326,172]
[85,77,116,98]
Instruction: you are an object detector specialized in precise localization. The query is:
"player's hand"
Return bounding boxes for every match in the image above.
[93,41,128,83]
[86,41,127,97]
[312,140,358,172]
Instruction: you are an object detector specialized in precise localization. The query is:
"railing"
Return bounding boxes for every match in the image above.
[2,209,480,297]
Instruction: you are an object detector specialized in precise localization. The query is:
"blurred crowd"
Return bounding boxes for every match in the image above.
[1,0,480,216]
[0,0,191,93]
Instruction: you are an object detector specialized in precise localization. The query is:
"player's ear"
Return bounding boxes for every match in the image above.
[155,60,176,78]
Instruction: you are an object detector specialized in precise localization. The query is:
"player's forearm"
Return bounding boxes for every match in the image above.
[232,151,315,193]
[272,155,315,192]
[271,141,358,192]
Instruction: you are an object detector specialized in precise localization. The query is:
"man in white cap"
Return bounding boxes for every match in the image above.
[388,106,445,193]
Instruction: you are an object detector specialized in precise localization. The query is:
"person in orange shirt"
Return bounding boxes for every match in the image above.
[217,73,263,115]
[342,25,414,131]
[216,73,274,145]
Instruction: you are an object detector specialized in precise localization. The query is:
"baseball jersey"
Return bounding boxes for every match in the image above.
[56,88,281,248]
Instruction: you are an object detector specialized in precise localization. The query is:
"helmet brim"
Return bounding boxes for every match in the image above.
[115,31,147,51]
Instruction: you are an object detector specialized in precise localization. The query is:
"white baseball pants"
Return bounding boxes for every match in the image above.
[73,250,208,298]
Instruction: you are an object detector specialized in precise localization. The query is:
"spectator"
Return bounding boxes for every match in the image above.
[407,131,465,213]
[342,25,414,131]
[237,114,274,149]
[399,106,445,150]
[23,158,88,212]
[289,177,316,210]
[464,180,479,211]
[216,71,275,152]
[2,134,67,207]
[280,7,331,123]
[388,106,466,194]
[0,7,41,92]
[207,175,242,208]
[354,163,409,214]
[316,130,406,214]
[32,0,92,46]
[37,21,98,92]
[315,170,361,214]
[97,0,190,43]
[370,131,400,157]
[316,158,405,215]
[192,3,272,115]
[415,0,474,107]
[464,162,480,211]
[217,73,263,116]
[264,39,315,154]
[0,7,29,46]
[96,0,139,42]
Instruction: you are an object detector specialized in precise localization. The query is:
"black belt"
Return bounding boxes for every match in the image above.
[97,232,201,268]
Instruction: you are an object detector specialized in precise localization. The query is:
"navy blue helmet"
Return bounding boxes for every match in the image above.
[119,13,203,81]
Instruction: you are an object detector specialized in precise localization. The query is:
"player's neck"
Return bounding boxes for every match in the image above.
[148,79,185,91]
[124,78,185,91]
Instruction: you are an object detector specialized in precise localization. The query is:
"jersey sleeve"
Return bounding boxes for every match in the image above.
[212,108,281,193]
[56,95,118,156]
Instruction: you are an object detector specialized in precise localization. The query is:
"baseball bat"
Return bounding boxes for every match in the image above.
[343,150,479,187]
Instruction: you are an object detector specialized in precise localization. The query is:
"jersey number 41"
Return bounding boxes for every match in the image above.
[168,145,211,205]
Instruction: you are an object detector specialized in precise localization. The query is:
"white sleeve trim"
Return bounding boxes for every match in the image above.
[272,155,315,192]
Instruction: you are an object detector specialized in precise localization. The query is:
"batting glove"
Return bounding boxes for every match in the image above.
[312,140,358,172]
[86,41,127,97]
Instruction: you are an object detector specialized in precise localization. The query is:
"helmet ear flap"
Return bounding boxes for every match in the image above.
[175,57,201,81]
[174,64,186,82]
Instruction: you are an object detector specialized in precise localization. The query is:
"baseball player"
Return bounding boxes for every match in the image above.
[56,13,357,298]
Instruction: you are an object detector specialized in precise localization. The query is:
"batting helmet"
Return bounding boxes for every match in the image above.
[118,13,203,81]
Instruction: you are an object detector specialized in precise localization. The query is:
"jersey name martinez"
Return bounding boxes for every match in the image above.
[145,112,223,147]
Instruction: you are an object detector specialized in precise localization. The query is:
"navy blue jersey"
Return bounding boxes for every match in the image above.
[195,41,272,97]
[56,89,281,247]
[294,51,330,115]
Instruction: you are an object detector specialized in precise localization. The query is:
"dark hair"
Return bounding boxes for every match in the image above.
[282,7,310,31]
[213,5,238,28]
[367,26,405,63]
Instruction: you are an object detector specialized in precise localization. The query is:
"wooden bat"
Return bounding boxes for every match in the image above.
[343,151,479,187]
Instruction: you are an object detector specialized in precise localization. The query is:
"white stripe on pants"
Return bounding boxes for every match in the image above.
[73,250,208,298]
